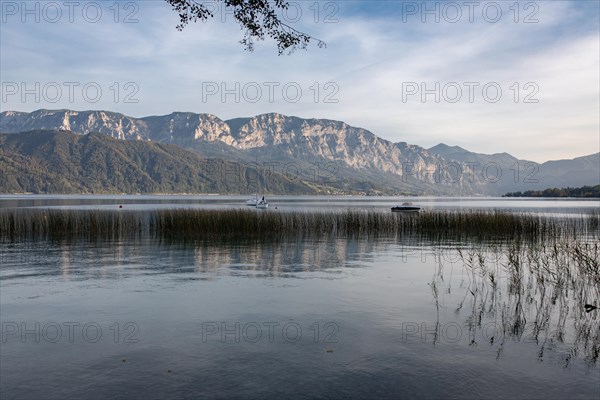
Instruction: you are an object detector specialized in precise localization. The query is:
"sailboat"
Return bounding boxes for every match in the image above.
[253,159,269,209]
[256,196,269,209]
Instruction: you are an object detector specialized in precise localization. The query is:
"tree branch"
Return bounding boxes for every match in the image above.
[165,0,326,55]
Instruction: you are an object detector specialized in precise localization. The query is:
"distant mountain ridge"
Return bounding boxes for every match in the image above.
[1,109,598,195]
[0,130,318,194]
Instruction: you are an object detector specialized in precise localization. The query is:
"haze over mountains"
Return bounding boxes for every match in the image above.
[1,109,598,195]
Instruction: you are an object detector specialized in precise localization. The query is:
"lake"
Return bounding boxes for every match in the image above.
[1,196,599,399]
[1,194,598,214]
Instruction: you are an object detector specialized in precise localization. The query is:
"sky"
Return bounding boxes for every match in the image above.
[1,0,599,162]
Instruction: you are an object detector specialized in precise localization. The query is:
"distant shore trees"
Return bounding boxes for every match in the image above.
[503,185,600,198]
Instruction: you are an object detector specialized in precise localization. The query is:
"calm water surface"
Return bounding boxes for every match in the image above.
[1,196,599,399]
[1,194,599,214]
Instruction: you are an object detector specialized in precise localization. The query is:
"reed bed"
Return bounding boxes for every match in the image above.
[453,240,600,364]
[0,209,146,241]
[0,208,596,242]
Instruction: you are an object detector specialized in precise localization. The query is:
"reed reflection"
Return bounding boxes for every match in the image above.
[428,240,599,366]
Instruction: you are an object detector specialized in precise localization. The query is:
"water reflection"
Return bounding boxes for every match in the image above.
[2,237,407,282]
[2,237,598,365]
[428,241,599,366]
[1,235,599,399]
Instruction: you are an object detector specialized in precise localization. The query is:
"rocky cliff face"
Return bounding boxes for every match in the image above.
[227,113,445,177]
[0,109,147,140]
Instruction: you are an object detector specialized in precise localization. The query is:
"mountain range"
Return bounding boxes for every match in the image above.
[1,109,598,195]
[0,130,316,194]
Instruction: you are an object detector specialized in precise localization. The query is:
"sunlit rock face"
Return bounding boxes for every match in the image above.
[0,109,148,140]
